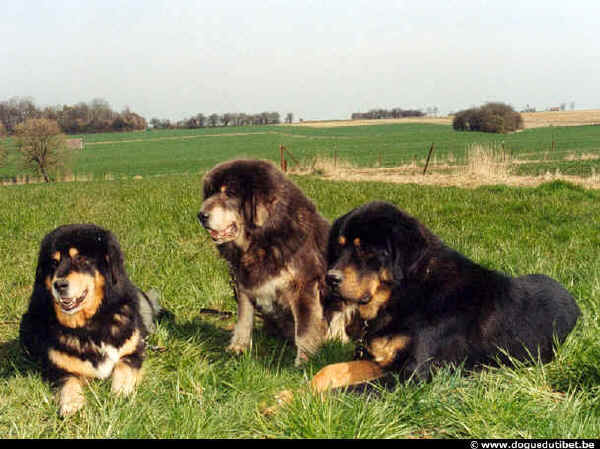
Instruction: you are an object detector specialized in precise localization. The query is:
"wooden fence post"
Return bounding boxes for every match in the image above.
[334,146,337,167]
[423,143,435,175]
[280,144,286,172]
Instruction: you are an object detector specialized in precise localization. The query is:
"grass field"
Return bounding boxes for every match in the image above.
[2,121,600,182]
[1,172,599,438]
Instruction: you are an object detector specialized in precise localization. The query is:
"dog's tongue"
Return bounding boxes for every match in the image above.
[60,298,79,311]
[59,289,87,311]
[210,230,220,239]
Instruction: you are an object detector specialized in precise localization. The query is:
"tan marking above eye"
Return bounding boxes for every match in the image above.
[353,237,361,247]
[52,251,61,262]
[220,185,227,193]
[69,247,79,258]
[338,235,346,246]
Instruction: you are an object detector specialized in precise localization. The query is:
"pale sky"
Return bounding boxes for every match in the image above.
[2,0,599,121]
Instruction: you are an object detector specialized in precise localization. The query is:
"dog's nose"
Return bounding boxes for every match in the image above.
[53,278,69,295]
[326,270,343,287]
[197,211,209,226]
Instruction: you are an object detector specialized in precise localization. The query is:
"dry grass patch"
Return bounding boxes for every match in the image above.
[288,117,452,128]
[294,146,600,190]
[521,109,600,128]
[463,144,514,179]
[289,155,359,175]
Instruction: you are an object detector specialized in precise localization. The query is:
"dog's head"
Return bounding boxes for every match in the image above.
[326,202,435,320]
[35,224,126,328]
[198,159,288,247]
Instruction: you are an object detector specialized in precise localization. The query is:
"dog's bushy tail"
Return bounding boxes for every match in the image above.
[138,288,170,334]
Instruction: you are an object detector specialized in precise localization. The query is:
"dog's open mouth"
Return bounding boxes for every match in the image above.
[58,289,88,312]
[209,223,238,242]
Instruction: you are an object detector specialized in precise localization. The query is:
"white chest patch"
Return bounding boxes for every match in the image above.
[95,343,120,379]
[49,329,141,380]
[245,270,294,314]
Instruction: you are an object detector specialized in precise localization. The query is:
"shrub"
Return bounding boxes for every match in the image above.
[453,103,523,133]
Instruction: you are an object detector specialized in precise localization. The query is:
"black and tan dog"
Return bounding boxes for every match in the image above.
[198,159,348,365]
[19,224,164,416]
[313,201,581,391]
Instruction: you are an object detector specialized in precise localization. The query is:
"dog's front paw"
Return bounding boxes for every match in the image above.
[294,351,309,367]
[58,378,86,417]
[226,339,250,355]
[111,362,141,396]
[59,395,85,417]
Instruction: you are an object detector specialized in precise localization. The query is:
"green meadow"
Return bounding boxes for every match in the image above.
[2,123,600,180]
[1,123,600,438]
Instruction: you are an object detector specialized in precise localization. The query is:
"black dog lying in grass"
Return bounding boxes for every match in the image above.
[312,201,581,391]
[20,224,165,416]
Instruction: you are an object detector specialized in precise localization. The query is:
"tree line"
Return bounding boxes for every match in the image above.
[0,97,147,135]
[351,108,425,120]
[150,111,292,129]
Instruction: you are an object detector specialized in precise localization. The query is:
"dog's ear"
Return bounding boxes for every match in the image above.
[34,231,55,288]
[389,238,406,283]
[26,232,57,319]
[33,250,47,288]
[202,173,216,200]
[390,213,428,280]
[243,187,300,255]
[241,189,259,229]
[326,212,350,267]
[104,231,126,286]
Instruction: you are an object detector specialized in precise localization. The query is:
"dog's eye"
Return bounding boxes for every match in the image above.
[74,255,90,266]
[49,259,59,270]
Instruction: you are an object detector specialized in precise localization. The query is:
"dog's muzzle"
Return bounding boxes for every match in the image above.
[53,279,88,312]
[326,269,343,290]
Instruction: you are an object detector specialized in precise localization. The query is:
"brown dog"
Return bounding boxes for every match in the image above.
[199,159,348,365]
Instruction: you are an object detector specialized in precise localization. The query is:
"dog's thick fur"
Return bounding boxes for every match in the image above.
[199,159,347,365]
[319,201,580,387]
[19,224,163,416]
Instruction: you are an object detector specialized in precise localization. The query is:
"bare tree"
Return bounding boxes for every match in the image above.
[14,118,69,182]
[285,113,294,124]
